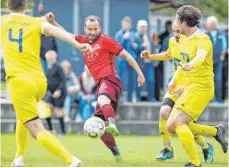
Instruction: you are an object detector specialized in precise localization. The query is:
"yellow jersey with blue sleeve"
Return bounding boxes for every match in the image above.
[1,14,46,78]
[0,14,49,123]
[171,30,214,121]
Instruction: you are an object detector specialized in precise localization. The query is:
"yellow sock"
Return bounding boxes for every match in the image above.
[159,120,172,150]
[176,125,200,166]
[194,135,209,150]
[37,130,72,164]
[188,121,217,136]
[15,119,30,158]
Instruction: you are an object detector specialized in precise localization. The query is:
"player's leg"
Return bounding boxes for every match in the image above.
[156,97,174,160]
[194,135,213,163]
[54,95,66,135]
[8,76,81,166]
[188,121,228,153]
[11,119,30,167]
[97,77,122,136]
[167,110,201,167]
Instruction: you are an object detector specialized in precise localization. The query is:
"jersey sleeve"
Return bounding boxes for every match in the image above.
[166,40,172,57]
[75,35,85,44]
[34,17,51,36]
[104,36,123,55]
[197,37,212,51]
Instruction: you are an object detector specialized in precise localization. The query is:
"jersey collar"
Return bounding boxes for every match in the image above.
[10,13,26,16]
[185,29,200,40]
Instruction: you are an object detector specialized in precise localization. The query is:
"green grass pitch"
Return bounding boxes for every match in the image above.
[1,134,228,167]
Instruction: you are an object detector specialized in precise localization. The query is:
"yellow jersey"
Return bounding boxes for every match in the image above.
[179,30,214,86]
[0,14,46,79]
[166,35,185,74]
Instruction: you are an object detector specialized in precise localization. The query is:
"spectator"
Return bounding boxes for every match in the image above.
[155,20,172,101]
[61,60,80,122]
[222,29,228,100]
[135,20,156,102]
[44,50,66,135]
[115,16,142,102]
[206,16,227,103]
[78,66,96,121]
[0,45,5,82]
[40,33,58,75]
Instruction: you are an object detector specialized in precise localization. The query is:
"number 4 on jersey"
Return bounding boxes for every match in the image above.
[9,29,23,53]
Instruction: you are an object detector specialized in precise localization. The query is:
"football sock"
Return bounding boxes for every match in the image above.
[102,104,115,120]
[100,131,118,155]
[176,124,200,166]
[111,147,121,156]
[46,117,53,131]
[37,130,72,164]
[159,120,172,150]
[15,119,30,158]
[58,117,66,134]
[188,121,217,136]
[194,135,209,150]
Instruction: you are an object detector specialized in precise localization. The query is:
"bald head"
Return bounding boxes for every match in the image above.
[172,21,181,42]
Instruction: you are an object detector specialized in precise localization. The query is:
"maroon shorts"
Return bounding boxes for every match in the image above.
[94,75,122,119]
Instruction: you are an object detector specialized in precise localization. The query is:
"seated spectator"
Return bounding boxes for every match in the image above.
[43,50,66,135]
[61,60,80,122]
[78,66,96,121]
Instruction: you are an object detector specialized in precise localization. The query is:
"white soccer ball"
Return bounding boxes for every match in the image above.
[84,117,105,138]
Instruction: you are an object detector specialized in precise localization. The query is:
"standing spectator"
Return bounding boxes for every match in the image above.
[61,60,80,122]
[115,16,142,101]
[155,20,172,101]
[40,33,58,75]
[44,50,66,135]
[78,66,96,121]
[206,16,227,103]
[0,45,6,82]
[222,29,228,100]
[135,20,156,102]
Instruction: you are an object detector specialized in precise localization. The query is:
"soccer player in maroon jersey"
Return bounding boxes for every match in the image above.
[45,13,145,162]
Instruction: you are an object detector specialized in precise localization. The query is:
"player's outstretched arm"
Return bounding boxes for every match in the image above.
[141,50,171,61]
[44,12,75,39]
[43,24,92,53]
[119,49,145,87]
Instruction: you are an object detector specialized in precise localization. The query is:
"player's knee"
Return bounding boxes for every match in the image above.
[166,121,175,134]
[159,106,171,120]
[24,119,45,139]
[98,95,111,108]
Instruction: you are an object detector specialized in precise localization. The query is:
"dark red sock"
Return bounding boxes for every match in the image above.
[100,131,117,149]
[102,104,115,120]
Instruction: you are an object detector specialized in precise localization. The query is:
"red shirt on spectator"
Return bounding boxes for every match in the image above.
[75,34,123,84]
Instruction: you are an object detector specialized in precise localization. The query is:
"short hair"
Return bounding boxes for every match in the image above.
[85,15,101,26]
[122,16,132,23]
[206,16,219,26]
[61,60,72,69]
[8,0,26,11]
[45,50,57,59]
[176,5,202,27]
[165,20,172,26]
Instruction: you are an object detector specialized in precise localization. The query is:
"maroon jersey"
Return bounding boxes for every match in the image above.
[75,34,123,84]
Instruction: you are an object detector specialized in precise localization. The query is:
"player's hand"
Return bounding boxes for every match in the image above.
[181,63,192,71]
[168,79,176,93]
[79,43,93,53]
[45,12,55,23]
[53,90,61,99]
[141,50,151,59]
[137,74,145,87]
[172,86,184,99]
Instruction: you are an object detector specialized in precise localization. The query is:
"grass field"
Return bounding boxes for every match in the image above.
[1,134,228,167]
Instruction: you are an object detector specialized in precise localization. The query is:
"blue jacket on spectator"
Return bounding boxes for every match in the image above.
[206,30,227,63]
[115,29,142,59]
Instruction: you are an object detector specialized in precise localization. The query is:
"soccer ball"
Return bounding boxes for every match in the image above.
[84,117,105,138]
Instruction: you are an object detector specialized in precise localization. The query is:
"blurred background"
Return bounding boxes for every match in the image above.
[1,0,228,135]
